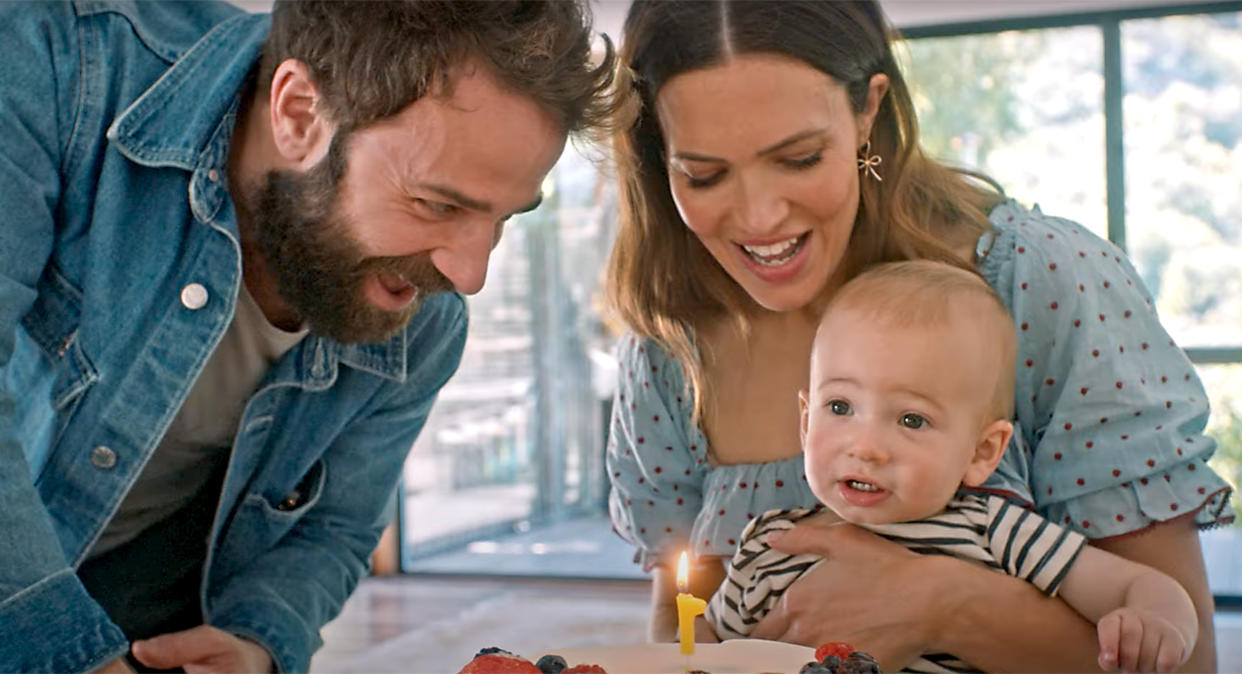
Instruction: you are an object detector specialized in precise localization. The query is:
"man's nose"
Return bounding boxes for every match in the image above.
[431,220,499,295]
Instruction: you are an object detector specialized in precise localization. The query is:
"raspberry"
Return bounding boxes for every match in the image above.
[814,642,855,663]
[561,665,607,674]
[458,653,543,674]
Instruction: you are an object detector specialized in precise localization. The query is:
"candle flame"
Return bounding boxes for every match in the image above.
[677,551,689,593]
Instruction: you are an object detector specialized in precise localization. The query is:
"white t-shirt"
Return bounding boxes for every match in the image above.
[90,285,307,557]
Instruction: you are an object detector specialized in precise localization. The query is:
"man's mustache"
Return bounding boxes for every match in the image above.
[354,254,456,296]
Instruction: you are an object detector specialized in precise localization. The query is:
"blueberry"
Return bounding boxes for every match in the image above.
[799,663,833,674]
[821,654,843,671]
[475,647,516,658]
[535,654,568,673]
[847,651,878,664]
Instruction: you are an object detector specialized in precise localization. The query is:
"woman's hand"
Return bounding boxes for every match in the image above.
[751,513,1104,673]
[748,518,936,671]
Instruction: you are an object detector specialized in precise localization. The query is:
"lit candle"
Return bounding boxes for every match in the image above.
[675,551,707,655]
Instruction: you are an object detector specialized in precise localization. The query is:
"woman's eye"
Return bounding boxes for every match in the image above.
[684,171,724,189]
[828,400,851,416]
[899,413,927,430]
[784,152,823,169]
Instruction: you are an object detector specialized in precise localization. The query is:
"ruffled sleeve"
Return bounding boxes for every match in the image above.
[606,335,711,570]
[980,201,1234,539]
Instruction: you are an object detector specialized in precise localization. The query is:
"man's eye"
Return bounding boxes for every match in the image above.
[418,199,459,216]
[899,413,927,429]
[828,400,851,416]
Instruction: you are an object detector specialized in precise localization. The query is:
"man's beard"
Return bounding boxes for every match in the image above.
[246,135,454,344]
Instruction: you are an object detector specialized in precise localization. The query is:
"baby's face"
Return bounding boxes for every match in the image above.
[802,307,1003,525]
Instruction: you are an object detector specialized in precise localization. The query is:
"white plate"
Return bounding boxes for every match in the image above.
[547,639,815,673]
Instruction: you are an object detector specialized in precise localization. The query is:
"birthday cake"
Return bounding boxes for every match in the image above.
[459,640,882,674]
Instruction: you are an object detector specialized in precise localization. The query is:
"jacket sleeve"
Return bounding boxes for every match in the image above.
[0,4,130,670]
[205,296,468,673]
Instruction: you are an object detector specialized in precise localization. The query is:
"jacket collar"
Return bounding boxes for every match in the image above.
[106,13,270,171]
[104,12,411,383]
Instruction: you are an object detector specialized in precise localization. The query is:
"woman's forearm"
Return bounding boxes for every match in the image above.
[926,555,1101,672]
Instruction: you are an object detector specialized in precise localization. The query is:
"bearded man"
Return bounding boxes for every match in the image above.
[0,1,618,671]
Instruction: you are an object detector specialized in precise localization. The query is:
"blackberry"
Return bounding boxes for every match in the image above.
[474,647,517,658]
[535,654,568,673]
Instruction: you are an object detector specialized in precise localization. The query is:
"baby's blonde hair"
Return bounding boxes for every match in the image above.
[817,260,1017,420]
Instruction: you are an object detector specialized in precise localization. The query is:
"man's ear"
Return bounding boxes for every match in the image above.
[268,58,334,169]
[962,419,1013,487]
[797,389,810,449]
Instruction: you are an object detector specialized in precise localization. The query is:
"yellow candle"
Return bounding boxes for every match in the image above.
[675,551,707,655]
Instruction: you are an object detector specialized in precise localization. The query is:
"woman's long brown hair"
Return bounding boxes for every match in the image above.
[606,0,1004,422]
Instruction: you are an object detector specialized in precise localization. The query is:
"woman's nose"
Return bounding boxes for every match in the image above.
[733,173,789,234]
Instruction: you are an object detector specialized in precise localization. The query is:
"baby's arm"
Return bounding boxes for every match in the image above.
[1056,545,1198,673]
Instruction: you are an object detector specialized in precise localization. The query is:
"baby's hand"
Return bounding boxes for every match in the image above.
[1097,607,1192,673]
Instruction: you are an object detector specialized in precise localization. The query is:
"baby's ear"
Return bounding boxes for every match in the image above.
[962,419,1013,487]
[797,389,810,449]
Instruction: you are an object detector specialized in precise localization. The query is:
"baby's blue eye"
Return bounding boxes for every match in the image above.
[899,413,927,429]
[828,400,851,415]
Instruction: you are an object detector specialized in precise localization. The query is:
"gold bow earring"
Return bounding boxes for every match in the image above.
[857,140,883,182]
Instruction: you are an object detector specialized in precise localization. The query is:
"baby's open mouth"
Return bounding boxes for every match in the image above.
[845,479,881,492]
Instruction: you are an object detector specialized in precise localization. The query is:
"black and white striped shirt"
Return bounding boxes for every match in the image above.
[705,492,1087,673]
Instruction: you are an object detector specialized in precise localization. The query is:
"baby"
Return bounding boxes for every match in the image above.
[704,260,1197,673]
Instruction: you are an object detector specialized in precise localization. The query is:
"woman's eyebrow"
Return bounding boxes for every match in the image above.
[670,128,828,163]
[756,128,827,157]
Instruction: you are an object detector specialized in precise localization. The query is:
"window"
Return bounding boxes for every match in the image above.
[399,144,636,578]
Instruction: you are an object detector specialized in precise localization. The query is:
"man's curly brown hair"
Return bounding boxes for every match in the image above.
[258,0,620,139]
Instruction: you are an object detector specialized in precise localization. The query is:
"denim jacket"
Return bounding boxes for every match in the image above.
[0,3,467,671]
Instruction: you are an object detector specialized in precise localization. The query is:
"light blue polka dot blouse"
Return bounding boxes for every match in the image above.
[606,200,1235,570]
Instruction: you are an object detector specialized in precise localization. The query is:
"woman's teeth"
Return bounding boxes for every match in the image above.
[741,234,804,267]
[846,479,879,492]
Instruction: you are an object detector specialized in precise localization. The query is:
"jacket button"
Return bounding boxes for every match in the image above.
[89,446,117,470]
[180,283,209,310]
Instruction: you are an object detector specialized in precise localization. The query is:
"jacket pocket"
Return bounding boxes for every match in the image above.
[245,458,327,520]
[19,264,98,410]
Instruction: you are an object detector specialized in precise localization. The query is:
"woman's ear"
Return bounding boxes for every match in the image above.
[798,389,810,449]
[268,58,335,169]
[962,419,1013,487]
[857,72,890,145]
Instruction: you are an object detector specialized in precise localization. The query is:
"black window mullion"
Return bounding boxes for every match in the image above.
[1102,18,1126,252]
